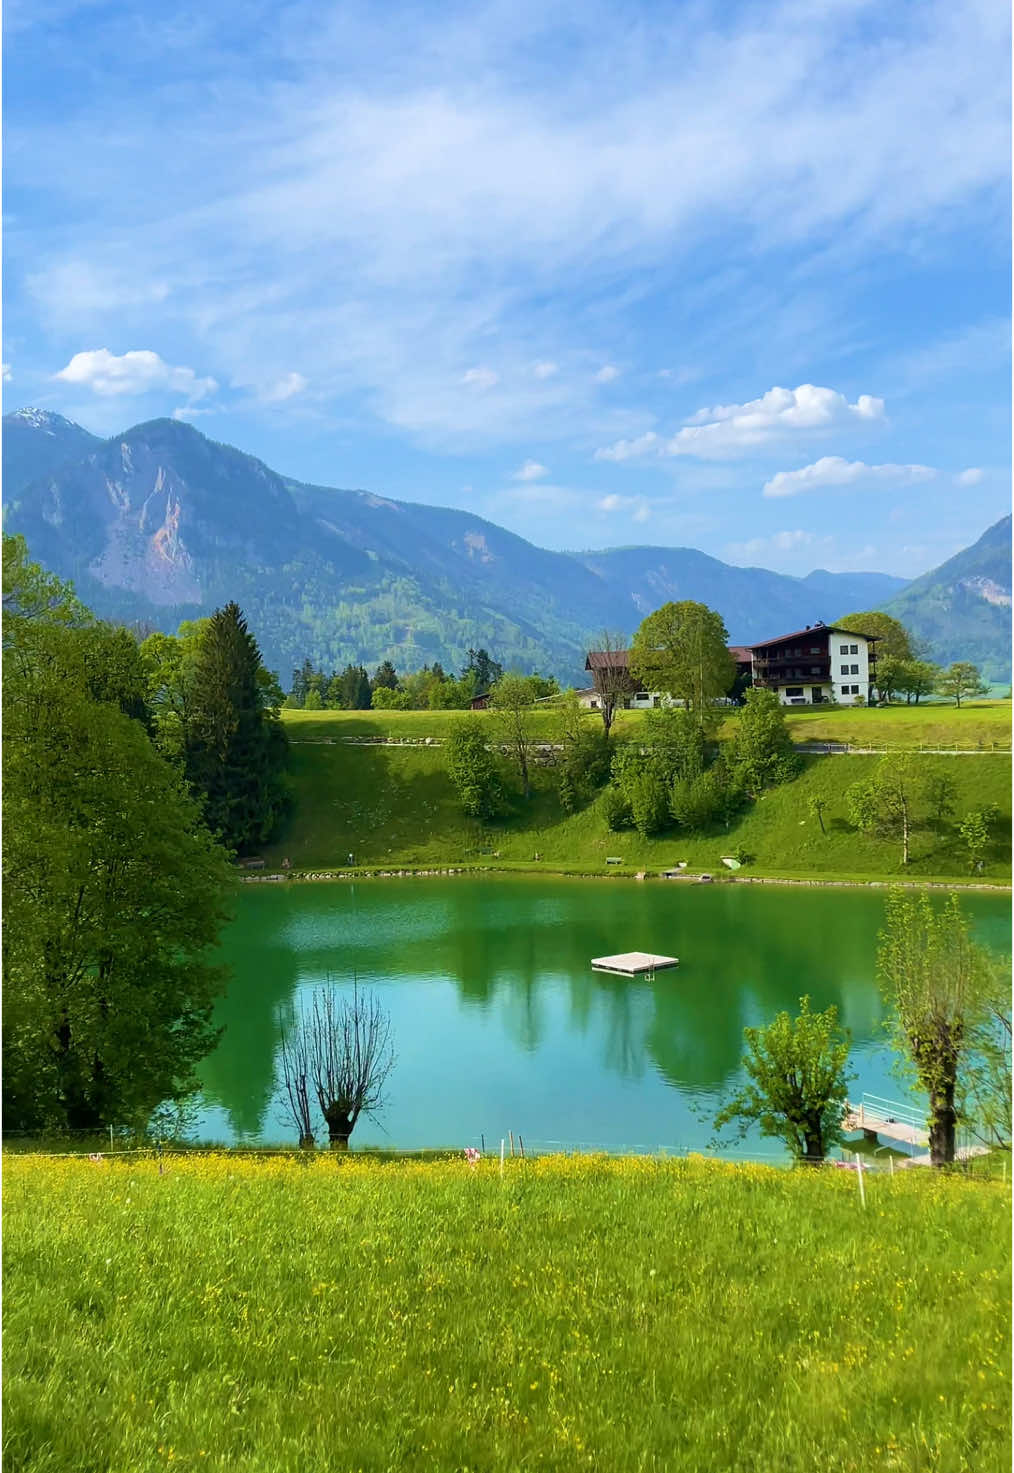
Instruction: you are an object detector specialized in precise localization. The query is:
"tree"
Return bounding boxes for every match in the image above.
[895,659,939,706]
[629,602,735,726]
[490,672,538,798]
[924,772,957,829]
[586,630,635,738]
[464,648,503,690]
[336,663,372,710]
[877,890,997,1165]
[846,753,921,865]
[808,794,828,835]
[960,970,1012,1152]
[872,654,907,704]
[835,611,913,662]
[611,706,708,836]
[958,805,999,872]
[714,997,853,1164]
[278,984,395,1148]
[937,662,989,707]
[445,717,505,819]
[184,602,291,853]
[372,660,399,692]
[556,689,609,813]
[730,687,799,791]
[3,538,233,1132]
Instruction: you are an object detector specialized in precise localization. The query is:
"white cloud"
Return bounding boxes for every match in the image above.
[532,361,559,379]
[54,348,217,400]
[762,457,936,499]
[955,466,984,486]
[632,504,651,523]
[597,494,623,511]
[726,529,826,564]
[594,430,660,463]
[595,493,651,522]
[260,371,308,403]
[595,385,885,462]
[513,459,548,482]
[461,367,499,391]
[1,363,10,381]
[594,364,621,383]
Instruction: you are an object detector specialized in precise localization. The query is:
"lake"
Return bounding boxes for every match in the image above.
[193,877,1011,1156]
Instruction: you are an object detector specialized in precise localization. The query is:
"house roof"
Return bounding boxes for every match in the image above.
[749,623,879,651]
[585,649,630,669]
[728,645,753,664]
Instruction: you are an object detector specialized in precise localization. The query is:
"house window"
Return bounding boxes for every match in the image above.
[785,687,803,697]
[810,667,822,675]
[840,664,849,675]
[850,664,859,675]
[810,646,821,654]
[839,644,849,654]
[850,644,858,654]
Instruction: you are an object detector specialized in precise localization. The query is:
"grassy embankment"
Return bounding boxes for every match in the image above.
[4,1152,1009,1472]
[263,705,1011,883]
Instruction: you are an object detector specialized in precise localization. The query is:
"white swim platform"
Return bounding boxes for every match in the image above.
[591,951,679,976]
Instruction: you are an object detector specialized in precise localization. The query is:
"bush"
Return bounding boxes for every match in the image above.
[603,785,632,831]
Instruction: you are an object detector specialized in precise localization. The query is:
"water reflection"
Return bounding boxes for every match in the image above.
[195,878,1010,1149]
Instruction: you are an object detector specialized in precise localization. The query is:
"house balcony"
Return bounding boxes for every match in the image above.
[753,662,831,683]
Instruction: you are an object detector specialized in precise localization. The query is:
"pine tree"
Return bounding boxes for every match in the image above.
[185,603,290,853]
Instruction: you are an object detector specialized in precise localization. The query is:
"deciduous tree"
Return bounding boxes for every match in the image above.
[278,984,395,1148]
[714,997,853,1163]
[877,890,997,1165]
[936,662,989,707]
[491,672,538,798]
[629,602,735,726]
[445,717,505,819]
[846,753,921,865]
[835,611,913,661]
[730,687,799,791]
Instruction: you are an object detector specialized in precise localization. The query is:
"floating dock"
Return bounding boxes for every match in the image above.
[591,951,679,976]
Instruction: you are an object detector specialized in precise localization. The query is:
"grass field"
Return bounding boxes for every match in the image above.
[262,741,1011,883]
[4,1152,1009,1472]
[282,701,1012,751]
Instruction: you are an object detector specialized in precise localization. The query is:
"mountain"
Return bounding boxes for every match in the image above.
[884,515,1012,683]
[2,408,102,502]
[0,407,934,684]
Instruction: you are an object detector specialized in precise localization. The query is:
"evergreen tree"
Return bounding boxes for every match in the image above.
[185,602,290,853]
[372,660,399,691]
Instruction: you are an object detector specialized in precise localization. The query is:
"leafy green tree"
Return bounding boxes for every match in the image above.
[846,753,921,866]
[924,773,957,828]
[371,686,411,710]
[960,971,1012,1151]
[304,688,323,710]
[877,891,997,1165]
[556,689,610,813]
[587,630,636,737]
[490,672,539,798]
[714,997,853,1164]
[835,611,913,661]
[936,662,990,707]
[958,805,999,872]
[185,602,291,853]
[808,794,828,834]
[895,659,939,705]
[3,539,233,1132]
[611,706,707,836]
[872,654,907,704]
[630,601,734,726]
[372,660,399,692]
[444,717,505,819]
[730,687,799,791]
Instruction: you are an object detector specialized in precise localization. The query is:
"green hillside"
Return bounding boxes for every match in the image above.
[264,710,1011,883]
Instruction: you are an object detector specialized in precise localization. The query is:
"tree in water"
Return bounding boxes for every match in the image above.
[184,602,290,853]
[714,997,853,1164]
[877,890,998,1166]
[279,984,395,1148]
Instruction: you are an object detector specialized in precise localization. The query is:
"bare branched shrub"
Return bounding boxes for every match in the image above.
[279,982,396,1148]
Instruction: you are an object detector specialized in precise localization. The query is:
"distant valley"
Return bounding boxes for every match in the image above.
[3,407,1010,684]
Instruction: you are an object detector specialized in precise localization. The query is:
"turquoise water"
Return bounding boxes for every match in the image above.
[193,877,1011,1154]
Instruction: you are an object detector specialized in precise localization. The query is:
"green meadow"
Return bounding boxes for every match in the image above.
[262,720,1011,882]
[3,1152,1008,1473]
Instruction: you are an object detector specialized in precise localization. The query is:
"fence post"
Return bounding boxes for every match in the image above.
[500,1139,505,1178]
[855,1152,866,1209]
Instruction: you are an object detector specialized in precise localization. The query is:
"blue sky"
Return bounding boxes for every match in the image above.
[4,0,1010,577]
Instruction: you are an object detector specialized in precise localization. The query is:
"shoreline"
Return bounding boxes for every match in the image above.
[241,864,1011,893]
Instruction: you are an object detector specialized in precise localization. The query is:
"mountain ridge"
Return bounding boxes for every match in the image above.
[4,407,1005,683]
